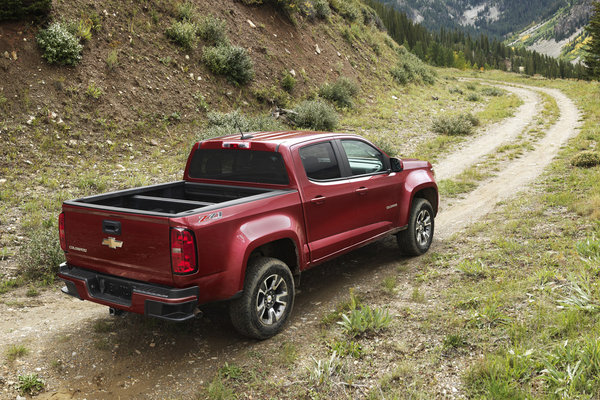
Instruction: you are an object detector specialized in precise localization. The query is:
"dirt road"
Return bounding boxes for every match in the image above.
[0,83,581,399]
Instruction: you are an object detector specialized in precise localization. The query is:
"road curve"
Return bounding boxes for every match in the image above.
[435,84,581,239]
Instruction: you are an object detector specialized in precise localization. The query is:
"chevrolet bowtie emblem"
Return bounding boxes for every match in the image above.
[102,237,123,249]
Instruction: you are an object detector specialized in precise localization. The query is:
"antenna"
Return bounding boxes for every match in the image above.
[234,117,246,139]
[234,115,253,140]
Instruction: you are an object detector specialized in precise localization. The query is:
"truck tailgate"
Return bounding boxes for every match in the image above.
[62,205,174,285]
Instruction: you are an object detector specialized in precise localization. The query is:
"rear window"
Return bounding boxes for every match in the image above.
[188,149,289,185]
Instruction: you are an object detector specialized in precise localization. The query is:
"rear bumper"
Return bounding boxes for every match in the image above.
[58,263,199,322]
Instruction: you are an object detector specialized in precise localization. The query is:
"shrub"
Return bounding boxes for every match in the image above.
[571,151,600,168]
[18,223,64,282]
[197,15,228,45]
[202,44,254,85]
[481,87,504,96]
[391,47,435,85]
[36,22,83,66]
[86,82,103,99]
[165,20,197,49]
[0,0,51,22]
[313,0,331,19]
[329,0,360,21]
[106,49,118,70]
[176,1,197,21]
[467,93,480,101]
[17,374,44,395]
[292,100,338,131]
[432,113,478,135]
[254,86,290,107]
[203,110,284,139]
[337,305,392,337]
[76,18,92,41]
[361,5,385,30]
[281,70,296,93]
[318,77,359,108]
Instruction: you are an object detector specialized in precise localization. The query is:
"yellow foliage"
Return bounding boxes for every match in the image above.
[520,34,530,42]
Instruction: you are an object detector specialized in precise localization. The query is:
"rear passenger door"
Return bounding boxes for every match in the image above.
[294,141,359,264]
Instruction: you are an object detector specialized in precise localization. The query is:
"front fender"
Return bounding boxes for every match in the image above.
[399,169,438,226]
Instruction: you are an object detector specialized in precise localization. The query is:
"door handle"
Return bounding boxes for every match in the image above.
[311,196,326,205]
[355,187,368,195]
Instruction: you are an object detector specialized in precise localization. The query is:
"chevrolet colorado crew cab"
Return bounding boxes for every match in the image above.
[58,131,438,339]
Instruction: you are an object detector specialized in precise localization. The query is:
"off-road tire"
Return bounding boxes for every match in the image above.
[397,198,434,256]
[229,257,294,339]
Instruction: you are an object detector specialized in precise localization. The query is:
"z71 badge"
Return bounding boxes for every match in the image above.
[199,211,222,224]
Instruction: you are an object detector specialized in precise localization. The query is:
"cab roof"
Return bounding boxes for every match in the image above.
[199,131,360,150]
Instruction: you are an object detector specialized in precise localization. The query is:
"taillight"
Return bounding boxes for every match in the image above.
[59,212,66,251]
[170,228,197,274]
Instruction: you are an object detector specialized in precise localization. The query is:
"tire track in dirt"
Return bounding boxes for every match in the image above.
[435,84,541,181]
[435,84,581,239]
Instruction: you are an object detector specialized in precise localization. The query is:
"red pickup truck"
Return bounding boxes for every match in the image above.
[58,131,437,339]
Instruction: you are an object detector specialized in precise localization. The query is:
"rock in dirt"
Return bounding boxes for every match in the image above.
[247,19,256,28]
[315,44,321,54]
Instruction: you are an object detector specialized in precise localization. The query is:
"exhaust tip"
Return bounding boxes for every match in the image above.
[109,307,125,317]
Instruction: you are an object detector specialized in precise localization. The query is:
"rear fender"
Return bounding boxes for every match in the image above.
[230,215,304,293]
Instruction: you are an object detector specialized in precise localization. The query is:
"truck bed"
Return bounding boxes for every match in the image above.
[65,181,287,216]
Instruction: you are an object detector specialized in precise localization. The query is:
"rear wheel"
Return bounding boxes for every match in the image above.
[397,198,434,256]
[229,257,294,339]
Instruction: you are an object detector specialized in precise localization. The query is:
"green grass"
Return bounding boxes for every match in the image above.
[477,92,523,125]
[17,374,44,395]
[338,304,392,337]
[6,344,29,362]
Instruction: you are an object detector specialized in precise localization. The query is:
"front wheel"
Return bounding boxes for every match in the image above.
[397,198,434,256]
[229,257,294,339]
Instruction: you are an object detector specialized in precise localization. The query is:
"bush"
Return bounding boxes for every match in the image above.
[571,151,600,168]
[18,224,64,282]
[432,113,479,135]
[176,1,197,21]
[202,110,284,139]
[165,20,197,49]
[467,93,480,101]
[292,100,338,131]
[318,77,359,108]
[280,71,296,93]
[254,85,290,107]
[481,87,504,96]
[202,44,254,85]
[0,0,51,22]
[313,0,331,19]
[391,47,435,85]
[36,22,83,66]
[197,15,228,46]
[329,0,360,21]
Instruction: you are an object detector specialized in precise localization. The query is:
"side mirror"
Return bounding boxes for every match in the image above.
[390,157,403,172]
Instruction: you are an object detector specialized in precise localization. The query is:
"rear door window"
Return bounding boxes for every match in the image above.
[299,142,342,181]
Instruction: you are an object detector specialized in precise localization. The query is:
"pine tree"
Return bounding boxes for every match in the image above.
[584,1,600,79]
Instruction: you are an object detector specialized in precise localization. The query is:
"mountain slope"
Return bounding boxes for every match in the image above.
[378,0,594,60]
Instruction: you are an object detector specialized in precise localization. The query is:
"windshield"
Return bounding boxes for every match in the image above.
[188,149,289,185]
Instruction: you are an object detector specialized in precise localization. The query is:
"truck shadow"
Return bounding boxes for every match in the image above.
[48,236,417,398]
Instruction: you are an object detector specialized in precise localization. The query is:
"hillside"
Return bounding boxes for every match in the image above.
[507,0,594,61]
[378,0,594,61]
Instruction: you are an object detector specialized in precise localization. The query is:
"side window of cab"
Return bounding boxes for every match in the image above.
[298,142,342,181]
[340,140,386,176]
